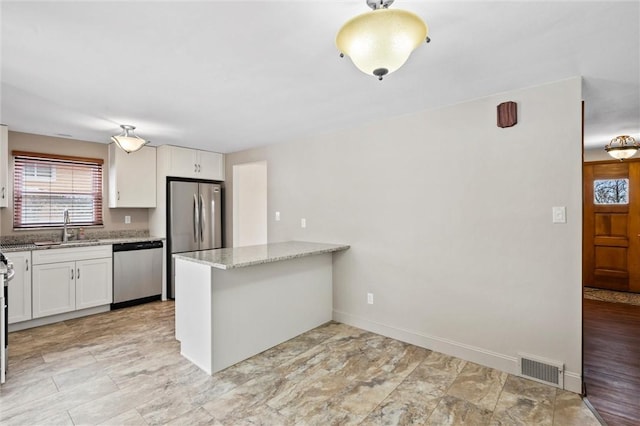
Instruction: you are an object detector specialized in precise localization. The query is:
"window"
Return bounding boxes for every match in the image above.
[13,151,103,228]
[594,178,629,205]
[24,163,56,182]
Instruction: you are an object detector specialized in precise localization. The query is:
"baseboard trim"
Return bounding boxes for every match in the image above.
[8,305,111,332]
[564,371,583,394]
[332,309,582,394]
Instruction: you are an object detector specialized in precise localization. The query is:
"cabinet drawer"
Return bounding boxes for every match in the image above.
[33,244,112,265]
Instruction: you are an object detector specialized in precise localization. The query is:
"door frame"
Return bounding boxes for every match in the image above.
[581,159,640,423]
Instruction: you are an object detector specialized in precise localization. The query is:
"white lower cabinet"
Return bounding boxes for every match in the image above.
[32,245,113,319]
[32,261,76,318]
[7,251,32,324]
[76,258,112,309]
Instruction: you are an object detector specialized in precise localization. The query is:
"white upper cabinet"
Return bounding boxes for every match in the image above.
[198,149,225,181]
[0,124,8,207]
[108,143,156,208]
[165,145,197,178]
[159,145,224,181]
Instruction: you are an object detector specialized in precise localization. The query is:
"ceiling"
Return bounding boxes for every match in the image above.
[1,1,638,153]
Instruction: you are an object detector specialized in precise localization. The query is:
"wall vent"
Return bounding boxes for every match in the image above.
[518,353,564,388]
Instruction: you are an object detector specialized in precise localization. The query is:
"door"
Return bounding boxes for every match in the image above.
[169,180,199,299]
[76,257,113,309]
[583,161,640,292]
[7,251,32,324]
[32,261,76,318]
[169,181,199,254]
[199,183,222,250]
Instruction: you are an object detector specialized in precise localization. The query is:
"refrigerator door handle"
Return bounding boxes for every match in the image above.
[193,194,199,243]
[211,198,218,243]
[199,194,205,242]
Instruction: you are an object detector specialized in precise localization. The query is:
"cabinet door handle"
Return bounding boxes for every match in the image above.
[26,259,29,271]
[194,163,198,173]
[71,268,74,280]
[199,164,202,172]
[77,268,80,279]
[117,191,120,200]
[1,187,5,199]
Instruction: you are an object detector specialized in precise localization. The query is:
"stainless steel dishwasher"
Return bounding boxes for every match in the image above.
[112,240,163,309]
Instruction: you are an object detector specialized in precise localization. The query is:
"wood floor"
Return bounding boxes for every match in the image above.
[584,298,640,426]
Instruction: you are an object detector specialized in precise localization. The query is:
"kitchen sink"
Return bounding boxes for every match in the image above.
[34,239,101,248]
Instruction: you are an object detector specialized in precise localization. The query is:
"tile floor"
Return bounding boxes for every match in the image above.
[0,301,600,425]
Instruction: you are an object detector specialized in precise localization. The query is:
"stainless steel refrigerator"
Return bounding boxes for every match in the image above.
[168,180,222,298]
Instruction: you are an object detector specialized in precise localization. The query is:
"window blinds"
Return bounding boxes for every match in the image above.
[13,152,104,228]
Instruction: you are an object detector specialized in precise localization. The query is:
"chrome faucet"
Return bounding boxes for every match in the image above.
[62,209,73,242]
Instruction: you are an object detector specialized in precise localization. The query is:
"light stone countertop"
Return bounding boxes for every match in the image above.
[98,236,166,245]
[0,236,165,253]
[173,241,350,270]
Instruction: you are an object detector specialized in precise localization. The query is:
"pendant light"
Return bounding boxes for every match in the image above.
[336,0,429,80]
[604,135,639,160]
[111,125,149,154]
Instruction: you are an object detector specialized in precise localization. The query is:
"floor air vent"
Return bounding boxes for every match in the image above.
[518,353,564,388]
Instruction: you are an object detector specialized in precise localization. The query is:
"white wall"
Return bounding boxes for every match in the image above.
[232,161,267,247]
[225,77,583,392]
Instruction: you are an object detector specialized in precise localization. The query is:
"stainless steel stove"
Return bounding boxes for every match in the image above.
[1,251,15,384]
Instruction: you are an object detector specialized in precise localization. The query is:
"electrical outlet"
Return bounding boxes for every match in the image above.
[367,293,374,304]
[125,215,131,224]
[275,211,281,221]
[301,218,306,228]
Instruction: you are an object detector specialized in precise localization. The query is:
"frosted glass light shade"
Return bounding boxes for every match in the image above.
[336,8,427,79]
[111,125,148,153]
[606,147,638,160]
[605,135,639,160]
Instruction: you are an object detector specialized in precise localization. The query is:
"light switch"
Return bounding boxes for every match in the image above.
[275,211,280,221]
[125,215,131,224]
[301,218,306,228]
[552,207,566,224]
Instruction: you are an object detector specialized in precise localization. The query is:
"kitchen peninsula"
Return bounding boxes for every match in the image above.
[173,241,349,374]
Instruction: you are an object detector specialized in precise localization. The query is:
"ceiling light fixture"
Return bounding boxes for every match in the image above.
[111,125,149,154]
[336,0,429,81]
[604,135,639,160]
